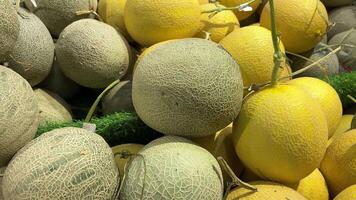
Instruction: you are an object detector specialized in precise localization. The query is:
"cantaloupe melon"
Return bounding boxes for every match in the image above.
[102,80,134,115]
[2,127,119,199]
[0,0,19,61]
[119,136,224,200]
[6,8,54,86]
[132,38,243,137]
[56,19,130,88]
[24,0,97,37]
[321,0,355,7]
[328,6,356,39]
[0,66,39,167]
[0,167,5,200]
[334,184,356,200]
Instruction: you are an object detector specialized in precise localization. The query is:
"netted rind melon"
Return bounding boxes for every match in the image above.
[132,38,244,137]
[0,0,19,61]
[6,9,54,86]
[0,66,39,167]
[328,6,356,40]
[119,136,224,200]
[56,19,130,88]
[2,127,119,199]
[102,80,134,115]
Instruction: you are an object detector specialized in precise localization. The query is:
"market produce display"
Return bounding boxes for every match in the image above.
[0,0,355,199]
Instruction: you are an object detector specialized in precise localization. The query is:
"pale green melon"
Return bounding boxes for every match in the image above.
[0,0,19,61]
[328,6,356,40]
[119,136,224,200]
[2,127,119,199]
[56,19,130,88]
[6,8,54,86]
[321,0,355,7]
[0,66,39,167]
[102,80,134,115]
[132,38,244,137]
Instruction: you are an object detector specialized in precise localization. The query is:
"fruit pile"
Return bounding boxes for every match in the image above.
[0,0,355,199]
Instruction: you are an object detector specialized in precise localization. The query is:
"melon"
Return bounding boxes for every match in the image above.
[328,115,353,145]
[24,0,97,37]
[321,0,355,7]
[56,19,130,88]
[6,8,54,86]
[0,66,39,167]
[34,89,72,126]
[2,127,119,199]
[328,6,356,40]
[0,0,19,61]
[335,184,356,200]
[132,38,243,137]
[119,136,224,200]
[102,80,134,115]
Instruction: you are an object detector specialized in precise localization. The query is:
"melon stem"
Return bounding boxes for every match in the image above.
[202,0,261,15]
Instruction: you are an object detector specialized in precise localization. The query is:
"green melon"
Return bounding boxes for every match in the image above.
[0,66,39,167]
[56,19,130,88]
[2,127,119,199]
[119,136,224,200]
[132,38,244,137]
[0,0,19,61]
[102,80,134,115]
[321,0,355,7]
[328,6,356,40]
[6,8,54,86]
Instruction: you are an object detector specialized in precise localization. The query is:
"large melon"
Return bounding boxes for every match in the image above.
[2,127,119,199]
[132,38,243,137]
[119,136,224,200]
[102,80,134,115]
[328,6,356,39]
[0,66,39,167]
[0,0,19,61]
[6,9,54,86]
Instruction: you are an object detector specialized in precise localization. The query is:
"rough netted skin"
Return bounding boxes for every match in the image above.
[321,129,356,196]
[56,19,130,88]
[0,66,39,167]
[327,6,356,39]
[219,0,260,21]
[0,0,19,61]
[119,136,224,200]
[321,0,355,7]
[0,166,5,200]
[227,181,307,200]
[6,9,54,86]
[334,184,356,200]
[102,80,134,115]
[233,84,328,184]
[2,127,119,199]
[132,38,244,137]
[24,0,97,37]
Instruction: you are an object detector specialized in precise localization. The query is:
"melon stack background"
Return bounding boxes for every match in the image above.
[0,0,355,199]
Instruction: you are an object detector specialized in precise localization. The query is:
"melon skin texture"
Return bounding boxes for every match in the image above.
[321,0,355,7]
[6,9,54,87]
[119,136,224,200]
[0,66,39,167]
[219,0,260,21]
[0,0,19,61]
[24,0,97,37]
[334,184,356,200]
[102,80,134,115]
[132,38,244,137]
[56,19,130,89]
[2,127,119,199]
[328,115,353,145]
[327,6,356,40]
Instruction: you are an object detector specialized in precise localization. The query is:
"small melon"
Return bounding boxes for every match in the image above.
[321,0,355,7]
[119,136,224,200]
[334,184,356,200]
[328,6,356,39]
[6,8,54,86]
[132,38,243,137]
[56,19,130,88]
[0,0,19,61]
[102,80,134,115]
[34,89,72,126]
[0,66,39,167]
[2,127,119,199]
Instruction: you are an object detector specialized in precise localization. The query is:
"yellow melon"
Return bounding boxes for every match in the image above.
[219,0,260,21]
[328,115,353,145]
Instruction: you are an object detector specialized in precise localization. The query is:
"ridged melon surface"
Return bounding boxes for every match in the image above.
[119,136,224,200]
[56,19,130,88]
[6,9,54,86]
[2,127,119,199]
[102,80,134,115]
[132,38,243,137]
[0,66,39,167]
[0,0,19,61]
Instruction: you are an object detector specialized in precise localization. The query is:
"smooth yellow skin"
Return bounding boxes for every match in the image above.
[198,0,209,4]
[219,0,260,21]
[111,144,144,179]
[233,84,328,184]
[124,0,201,46]
[334,185,356,200]
[220,26,291,88]
[197,3,239,42]
[260,0,329,53]
[321,129,356,196]
[289,77,343,138]
[328,115,353,145]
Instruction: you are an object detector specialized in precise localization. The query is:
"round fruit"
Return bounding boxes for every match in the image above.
[102,80,134,115]
[328,6,356,39]
[289,77,343,137]
[260,0,329,53]
[220,26,291,87]
[133,38,243,137]
[233,84,328,184]
[197,3,240,42]
[334,185,356,200]
[6,9,54,86]
[124,0,201,46]
[2,127,119,199]
[321,0,355,7]
[24,0,97,37]
[0,66,39,167]
[119,136,224,200]
[321,129,356,195]
[56,19,130,88]
[227,181,307,200]
[328,115,353,145]
[0,0,19,61]
[219,0,260,21]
